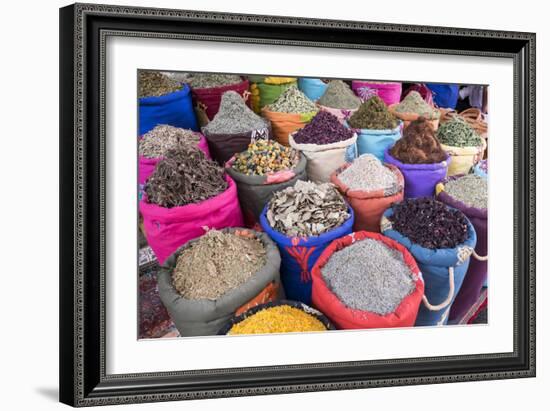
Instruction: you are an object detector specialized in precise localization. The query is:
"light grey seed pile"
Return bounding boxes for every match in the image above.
[267,86,319,114]
[321,238,415,315]
[317,80,361,109]
[338,154,398,193]
[444,174,487,209]
[187,73,242,89]
[202,91,268,135]
[139,125,200,158]
[266,180,349,237]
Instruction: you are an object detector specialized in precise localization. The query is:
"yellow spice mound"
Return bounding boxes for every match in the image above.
[228,305,326,335]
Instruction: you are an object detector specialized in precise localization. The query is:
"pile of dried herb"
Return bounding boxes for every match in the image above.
[139,125,200,158]
[317,80,361,109]
[228,305,327,334]
[444,174,487,209]
[338,154,398,193]
[293,111,354,145]
[394,91,439,119]
[390,118,447,164]
[389,198,468,249]
[202,91,268,135]
[477,159,488,174]
[321,238,415,315]
[187,73,242,89]
[267,86,318,114]
[436,115,483,147]
[266,180,350,237]
[232,140,298,176]
[139,71,182,98]
[144,148,227,208]
[347,96,398,129]
[172,229,266,300]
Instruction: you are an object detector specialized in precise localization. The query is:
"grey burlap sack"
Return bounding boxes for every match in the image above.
[225,152,307,226]
[157,227,281,336]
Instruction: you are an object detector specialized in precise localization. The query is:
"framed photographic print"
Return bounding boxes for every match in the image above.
[59,3,536,407]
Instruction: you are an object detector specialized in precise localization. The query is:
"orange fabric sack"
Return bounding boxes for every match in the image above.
[331,163,404,232]
[261,107,317,146]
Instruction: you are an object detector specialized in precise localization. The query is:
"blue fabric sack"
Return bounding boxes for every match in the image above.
[426,84,460,109]
[345,121,402,162]
[298,78,328,102]
[260,204,354,305]
[138,84,198,135]
[380,206,477,326]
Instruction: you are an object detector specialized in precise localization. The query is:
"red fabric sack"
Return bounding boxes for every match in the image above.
[311,231,424,329]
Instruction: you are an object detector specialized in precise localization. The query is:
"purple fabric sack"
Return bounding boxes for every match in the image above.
[383,149,450,198]
[436,175,487,321]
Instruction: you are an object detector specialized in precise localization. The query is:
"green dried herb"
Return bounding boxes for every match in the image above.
[347,96,398,129]
[267,86,318,114]
[395,91,439,119]
[138,71,182,98]
[436,115,483,147]
[317,80,361,109]
[187,73,242,89]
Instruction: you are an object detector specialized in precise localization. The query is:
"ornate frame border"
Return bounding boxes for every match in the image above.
[59,3,535,407]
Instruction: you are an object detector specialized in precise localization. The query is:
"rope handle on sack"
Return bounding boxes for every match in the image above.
[472,250,489,261]
[422,267,455,311]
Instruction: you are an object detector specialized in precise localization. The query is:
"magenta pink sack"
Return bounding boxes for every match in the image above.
[139,174,243,264]
[138,133,211,187]
[351,81,402,106]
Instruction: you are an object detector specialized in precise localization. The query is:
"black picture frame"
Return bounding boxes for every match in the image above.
[59,3,536,407]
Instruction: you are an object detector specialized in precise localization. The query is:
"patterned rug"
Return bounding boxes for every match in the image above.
[139,246,179,339]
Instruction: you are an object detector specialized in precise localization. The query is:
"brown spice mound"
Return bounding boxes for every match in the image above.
[390,118,447,164]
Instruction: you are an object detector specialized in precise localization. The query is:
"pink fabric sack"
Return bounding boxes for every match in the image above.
[138,133,211,187]
[139,174,243,264]
[351,81,402,106]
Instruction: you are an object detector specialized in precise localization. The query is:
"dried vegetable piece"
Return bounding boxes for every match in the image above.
[338,154,398,193]
[317,80,361,109]
[347,96,398,129]
[228,305,326,334]
[390,118,447,164]
[395,91,439,119]
[321,238,415,315]
[139,125,200,158]
[389,198,468,249]
[436,115,483,147]
[293,111,354,145]
[267,86,318,114]
[139,71,182,98]
[187,73,242,88]
[202,91,268,135]
[172,229,266,300]
[266,180,350,237]
[443,174,487,209]
[232,140,298,176]
[144,148,227,208]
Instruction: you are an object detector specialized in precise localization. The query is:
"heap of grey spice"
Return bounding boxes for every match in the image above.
[203,91,269,135]
[321,238,415,315]
[139,125,200,158]
[267,86,318,114]
[436,115,483,147]
[443,174,487,209]
[338,154,399,194]
[139,71,182,98]
[266,180,350,237]
[394,91,440,119]
[172,229,266,300]
[317,80,361,110]
[144,147,227,208]
[187,73,242,89]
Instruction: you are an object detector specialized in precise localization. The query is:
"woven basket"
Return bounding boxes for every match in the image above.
[439,107,488,139]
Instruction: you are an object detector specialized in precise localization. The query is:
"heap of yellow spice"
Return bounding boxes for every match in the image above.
[228,305,327,335]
